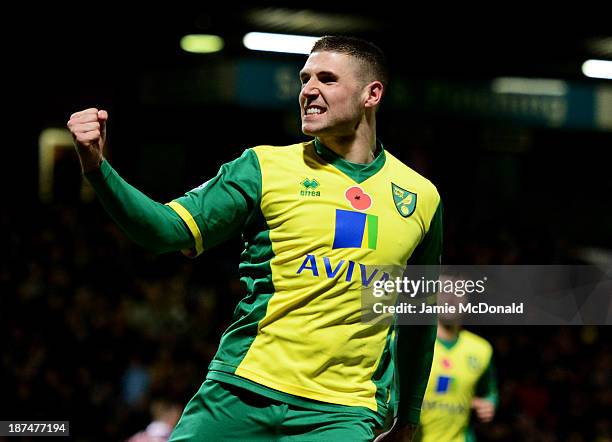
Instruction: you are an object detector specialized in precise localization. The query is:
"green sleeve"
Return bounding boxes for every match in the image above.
[170,148,261,254]
[395,201,443,425]
[407,200,443,266]
[85,160,193,253]
[475,358,499,407]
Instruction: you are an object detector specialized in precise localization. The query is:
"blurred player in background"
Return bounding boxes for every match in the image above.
[127,398,182,442]
[67,36,443,441]
[416,274,497,441]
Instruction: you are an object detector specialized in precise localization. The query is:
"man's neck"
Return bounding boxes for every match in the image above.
[318,131,377,164]
[437,322,460,341]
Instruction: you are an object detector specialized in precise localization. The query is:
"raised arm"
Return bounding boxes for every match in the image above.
[67,108,193,254]
[67,108,260,256]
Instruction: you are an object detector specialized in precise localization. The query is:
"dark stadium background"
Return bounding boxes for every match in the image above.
[2,6,611,441]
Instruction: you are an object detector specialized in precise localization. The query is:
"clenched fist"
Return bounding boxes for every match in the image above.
[67,108,108,173]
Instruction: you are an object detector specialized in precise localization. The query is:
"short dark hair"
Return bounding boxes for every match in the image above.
[311,35,388,87]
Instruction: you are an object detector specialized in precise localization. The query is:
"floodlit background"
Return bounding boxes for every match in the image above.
[2,6,611,441]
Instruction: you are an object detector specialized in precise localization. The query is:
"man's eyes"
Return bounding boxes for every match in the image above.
[300,76,337,85]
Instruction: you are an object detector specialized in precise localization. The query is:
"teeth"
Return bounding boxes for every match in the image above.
[306,107,322,115]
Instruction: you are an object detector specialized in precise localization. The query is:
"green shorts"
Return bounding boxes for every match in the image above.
[169,379,377,441]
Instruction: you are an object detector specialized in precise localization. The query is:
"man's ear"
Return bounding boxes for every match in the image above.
[364,81,384,108]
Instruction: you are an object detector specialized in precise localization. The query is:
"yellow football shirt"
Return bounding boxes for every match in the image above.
[419,330,496,442]
[168,139,443,423]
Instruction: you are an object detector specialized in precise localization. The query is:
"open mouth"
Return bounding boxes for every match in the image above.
[304,105,326,116]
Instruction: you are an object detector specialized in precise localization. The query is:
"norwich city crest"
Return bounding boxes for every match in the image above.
[391,183,417,218]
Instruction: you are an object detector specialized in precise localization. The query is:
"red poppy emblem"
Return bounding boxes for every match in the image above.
[345,186,372,211]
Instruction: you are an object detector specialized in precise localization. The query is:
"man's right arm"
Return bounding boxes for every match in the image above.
[67,108,260,255]
[84,161,193,253]
[67,107,193,253]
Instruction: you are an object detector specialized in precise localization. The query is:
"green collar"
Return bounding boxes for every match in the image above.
[437,335,459,350]
[313,138,386,184]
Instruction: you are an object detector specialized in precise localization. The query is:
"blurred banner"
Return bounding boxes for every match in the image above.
[137,59,612,131]
[389,79,612,131]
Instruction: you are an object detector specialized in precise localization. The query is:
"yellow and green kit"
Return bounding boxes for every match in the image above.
[417,330,498,442]
[86,138,443,438]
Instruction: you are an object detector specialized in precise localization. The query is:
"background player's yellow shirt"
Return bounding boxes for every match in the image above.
[419,330,493,442]
[168,139,443,422]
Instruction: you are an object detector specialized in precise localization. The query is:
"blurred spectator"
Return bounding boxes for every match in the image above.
[126,398,182,442]
[121,355,151,408]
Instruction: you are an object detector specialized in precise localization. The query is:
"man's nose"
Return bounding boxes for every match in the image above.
[301,80,320,98]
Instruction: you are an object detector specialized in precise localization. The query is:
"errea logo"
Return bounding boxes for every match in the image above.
[300,178,321,197]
